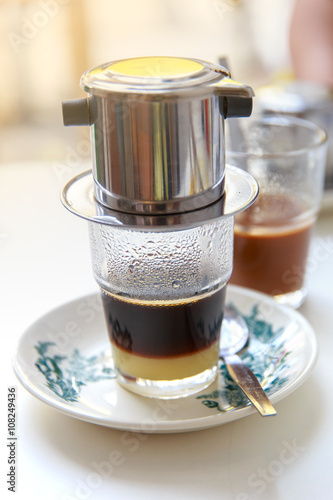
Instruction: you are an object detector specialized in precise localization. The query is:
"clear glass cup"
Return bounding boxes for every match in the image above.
[227,115,328,308]
[88,216,234,399]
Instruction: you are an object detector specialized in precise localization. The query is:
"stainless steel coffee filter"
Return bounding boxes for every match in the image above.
[62,56,254,214]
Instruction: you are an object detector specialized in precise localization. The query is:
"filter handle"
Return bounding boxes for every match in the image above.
[221,95,253,118]
[62,97,96,126]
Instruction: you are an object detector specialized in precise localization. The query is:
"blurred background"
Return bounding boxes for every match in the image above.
[0,0,295,165]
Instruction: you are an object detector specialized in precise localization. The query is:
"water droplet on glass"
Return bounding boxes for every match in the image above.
[172,280,180,288]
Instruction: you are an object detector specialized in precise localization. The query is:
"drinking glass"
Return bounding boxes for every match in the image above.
[88,216,234,399]
[227,115,327,308]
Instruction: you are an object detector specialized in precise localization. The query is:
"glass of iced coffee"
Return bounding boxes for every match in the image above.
[88,216,233,399]
[227,115,327,308]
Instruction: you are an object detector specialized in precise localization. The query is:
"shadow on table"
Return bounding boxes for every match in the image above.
[28,373,322,500]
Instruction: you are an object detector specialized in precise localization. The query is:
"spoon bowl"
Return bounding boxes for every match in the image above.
[220,306,248,356]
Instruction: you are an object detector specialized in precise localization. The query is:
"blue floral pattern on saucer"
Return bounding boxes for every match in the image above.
[196,303,289,412]
[35,342,116,402]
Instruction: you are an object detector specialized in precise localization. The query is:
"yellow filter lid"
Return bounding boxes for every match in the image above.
[107,56,203,78]
[80,56,230,96]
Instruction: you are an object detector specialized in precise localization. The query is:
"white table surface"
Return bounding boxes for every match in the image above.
[1,161,333,500]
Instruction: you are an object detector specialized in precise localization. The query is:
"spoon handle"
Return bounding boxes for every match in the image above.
[223,354,277,417]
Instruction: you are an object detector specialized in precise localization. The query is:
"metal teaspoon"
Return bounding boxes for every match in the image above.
[220,307,277,417]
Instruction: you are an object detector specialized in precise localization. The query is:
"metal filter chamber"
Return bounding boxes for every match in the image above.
[62,56,254,215]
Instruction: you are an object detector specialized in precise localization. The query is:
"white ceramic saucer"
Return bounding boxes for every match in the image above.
[13,285,317,433]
